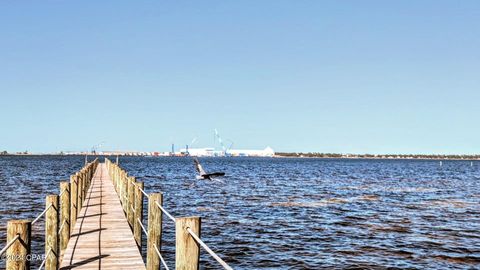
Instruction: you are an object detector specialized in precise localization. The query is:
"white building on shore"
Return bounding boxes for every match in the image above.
[179,147,275,157]
[227,147,275,157]
[179,148,219,157]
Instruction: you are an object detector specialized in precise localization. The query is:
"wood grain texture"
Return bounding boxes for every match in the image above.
[60,163,145,270]
[70,175,78,232]
[146,193,162,270]
[77,172,83,212]
[133,181,144,250]
[175,217,201,270]
[6,220,31,270]
[127,177,135,229]
[45,195,59,270]
[60,182,70,252]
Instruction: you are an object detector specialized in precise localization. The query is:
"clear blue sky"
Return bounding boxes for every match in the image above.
[1,1,479,154]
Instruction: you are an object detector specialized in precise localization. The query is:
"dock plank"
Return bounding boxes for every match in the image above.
[60,163,146,270]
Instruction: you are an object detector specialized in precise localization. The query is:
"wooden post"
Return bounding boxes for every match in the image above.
[77,172,83,212]
[112,163,115,181]
[111,166,115,191]
[84,170,89,197]
[118,169,122,193]
[84,170,89,194]
[118,170,122,194]
[77,172,82,210]
[117,171,121,194]
[91,163,95,182]
[122,175,128,214]
[84,170,88,197]
[175,217,201,270]
[126,176,131,223]
[81,171,85,202]
[45,195,59,270]
[6,220,31,270]
[133,181,144,250]
[88,166,92,185]
[88,169,91,189]
[116,168,120,192]
[114,169,119,192]
[60,182,70,252]
[78,170,85,208]
[118,172,127,212]
[146,193,163,270]
[70,174,78,232]
[127,177,135,228]
[80,171,85,206]
[112,164,117,191]
[115,167,118,193]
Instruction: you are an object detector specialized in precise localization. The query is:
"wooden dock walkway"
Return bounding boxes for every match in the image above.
[60,163,146,270]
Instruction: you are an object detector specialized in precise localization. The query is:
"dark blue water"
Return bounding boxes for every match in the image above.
[1,156,479,269]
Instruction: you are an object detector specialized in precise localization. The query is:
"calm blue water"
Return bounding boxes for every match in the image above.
[0,156,479,269]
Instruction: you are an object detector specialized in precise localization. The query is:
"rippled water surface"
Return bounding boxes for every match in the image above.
[1,156,480,269]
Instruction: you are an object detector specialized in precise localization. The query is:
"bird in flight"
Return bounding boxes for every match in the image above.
[193,157,225,180]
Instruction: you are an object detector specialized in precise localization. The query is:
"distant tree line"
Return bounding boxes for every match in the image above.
[275,152,480,159]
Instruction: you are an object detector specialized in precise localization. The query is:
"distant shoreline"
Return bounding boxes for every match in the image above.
[274,152,480,160]
[274,155,480,161]
[1,153,480,161]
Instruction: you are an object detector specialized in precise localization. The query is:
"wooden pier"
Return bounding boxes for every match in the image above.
[60,163,145,269]
[1,158,233,270]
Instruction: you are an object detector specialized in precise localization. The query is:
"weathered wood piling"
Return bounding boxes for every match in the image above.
[175,217,201,270]
[146,193,163,270]
[69,174,78,232]
[45,195,58,270]
[59,182,70,252]
[134,181,144,250]
[6,220,31,270]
